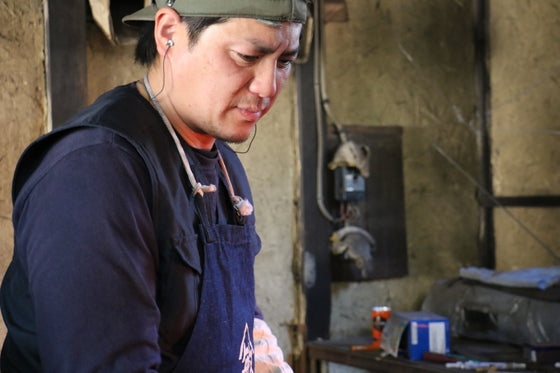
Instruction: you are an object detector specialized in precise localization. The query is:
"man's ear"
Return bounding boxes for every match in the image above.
[153,7,182,56]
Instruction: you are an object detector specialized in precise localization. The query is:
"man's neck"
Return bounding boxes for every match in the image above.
[136,80,216,150]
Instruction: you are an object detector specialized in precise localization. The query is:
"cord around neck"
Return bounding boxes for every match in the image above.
[142,75,253,217]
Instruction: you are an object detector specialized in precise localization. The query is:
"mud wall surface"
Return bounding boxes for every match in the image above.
[0,0,46,340]
[324,0,480,344]
[489,0,560,269]
[323,3,559,372]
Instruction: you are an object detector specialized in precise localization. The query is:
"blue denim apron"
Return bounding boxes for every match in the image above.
[173,194,259,372]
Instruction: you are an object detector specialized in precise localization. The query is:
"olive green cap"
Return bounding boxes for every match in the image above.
[123,0,308,25]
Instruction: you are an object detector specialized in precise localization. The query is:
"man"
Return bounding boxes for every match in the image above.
[0,0,306,371]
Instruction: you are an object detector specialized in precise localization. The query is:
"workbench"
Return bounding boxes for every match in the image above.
[305,337,560,373]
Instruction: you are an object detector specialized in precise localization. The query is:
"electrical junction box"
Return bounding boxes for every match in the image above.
[334,166,366,201]
[381,311,450,361]
[329,126,408,282]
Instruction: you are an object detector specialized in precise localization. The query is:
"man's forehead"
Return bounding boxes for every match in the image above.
[222,20,302,50]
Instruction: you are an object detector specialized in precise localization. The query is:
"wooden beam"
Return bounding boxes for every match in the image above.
[45,0,87,128]
[474,0,494,268]
[296,47,332,342]
[477,194,560,208]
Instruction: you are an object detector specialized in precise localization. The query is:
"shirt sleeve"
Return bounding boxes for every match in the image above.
[15,129,161,372]
[253,318,293,373]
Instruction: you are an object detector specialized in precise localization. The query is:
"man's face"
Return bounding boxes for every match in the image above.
[162,17,302,148]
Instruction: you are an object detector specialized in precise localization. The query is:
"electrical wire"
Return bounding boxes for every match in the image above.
[316,0,347,144]
[151,43,172,99]
[233,124,257,154]
[313,0,339,223]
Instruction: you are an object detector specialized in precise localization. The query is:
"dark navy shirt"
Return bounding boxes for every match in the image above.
[1,127,161,372]
[0,84,261,372]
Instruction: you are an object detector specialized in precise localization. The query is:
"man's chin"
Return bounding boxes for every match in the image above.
[224,126,256,145]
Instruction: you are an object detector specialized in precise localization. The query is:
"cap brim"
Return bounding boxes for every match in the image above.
[123,0,307,26]
[122,4,157,25]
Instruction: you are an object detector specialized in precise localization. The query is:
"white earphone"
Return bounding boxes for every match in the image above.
[166,40,174,47]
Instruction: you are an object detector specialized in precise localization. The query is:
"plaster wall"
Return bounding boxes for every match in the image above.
[323,1,559,372]
[324,0,479,342]
[489,0,560,269]
[0,0,46,340]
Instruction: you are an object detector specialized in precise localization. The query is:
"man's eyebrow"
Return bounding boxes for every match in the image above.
[282,48,300,58]
[249,40,300,57]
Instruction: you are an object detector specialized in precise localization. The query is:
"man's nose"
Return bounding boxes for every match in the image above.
[248,63,277,98]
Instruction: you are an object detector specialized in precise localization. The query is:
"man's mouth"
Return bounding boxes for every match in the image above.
[237,106,265,122]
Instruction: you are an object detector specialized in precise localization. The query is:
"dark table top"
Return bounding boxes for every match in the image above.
[306,337,560,373]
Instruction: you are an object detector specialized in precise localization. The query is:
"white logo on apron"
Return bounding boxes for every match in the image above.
[239,323,254,373]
